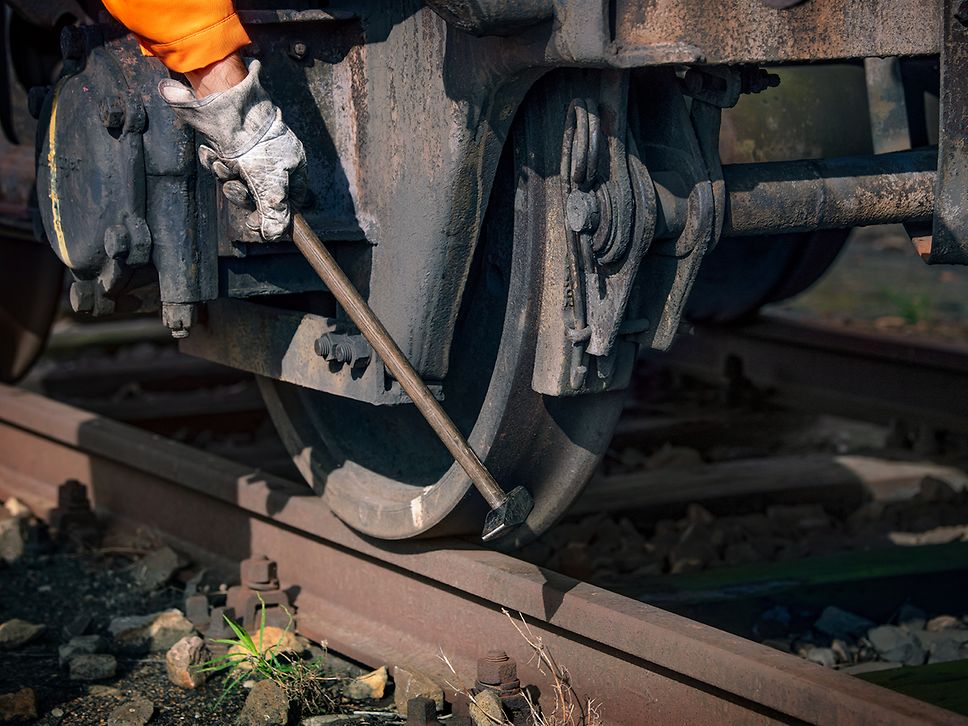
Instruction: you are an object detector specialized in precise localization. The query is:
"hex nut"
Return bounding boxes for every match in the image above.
[69,282,94,314]
[241,555,277,588]
[407,696,438,724]
[99,97,125,130]
[103,225,131,259]
[477,650,517,686]
[288,41,308,60]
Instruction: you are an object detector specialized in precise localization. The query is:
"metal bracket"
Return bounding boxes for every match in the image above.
[532,70,657,396]
[180,299,442,406]
[629,67,718,351]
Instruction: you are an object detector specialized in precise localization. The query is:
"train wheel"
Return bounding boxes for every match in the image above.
[259,80,626,544]
[684,230,849,323]
[0,237,62,382]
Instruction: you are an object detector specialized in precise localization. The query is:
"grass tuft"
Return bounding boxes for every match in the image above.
[196,594,344,715]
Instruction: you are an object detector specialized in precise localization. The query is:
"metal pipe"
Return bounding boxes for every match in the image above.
[655,148,937,239]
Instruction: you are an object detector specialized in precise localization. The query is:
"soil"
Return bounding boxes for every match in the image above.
[0,525,401,725]
[0,541,248,724]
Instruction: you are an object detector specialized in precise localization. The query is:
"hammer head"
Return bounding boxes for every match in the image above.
[481,486,534,542]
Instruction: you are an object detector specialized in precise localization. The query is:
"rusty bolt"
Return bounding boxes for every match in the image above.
[241,554,279,591]
[288,41,308,60]
[58,479,90,509]
[740,67,781,95]
[406,696,439,726]
[60,25,86,61]
[565,190,600,234]
[477,650,517,687]
[69,281,94,314]
[104,225,131,259]
[99,97,125,130]
[27,86,49,120]
[957,0,968,26]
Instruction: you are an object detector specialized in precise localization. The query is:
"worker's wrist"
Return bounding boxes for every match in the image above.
[184,52,247,98]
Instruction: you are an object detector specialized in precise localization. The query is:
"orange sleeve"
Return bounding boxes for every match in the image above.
[101,0,250,73]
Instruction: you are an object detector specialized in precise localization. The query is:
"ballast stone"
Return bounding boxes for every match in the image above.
[867,625,925,665]
[0,619,45,650]
[110,609,195,653]
[107,698,154,726]
[165,635,209,689]
[69,654,117,681]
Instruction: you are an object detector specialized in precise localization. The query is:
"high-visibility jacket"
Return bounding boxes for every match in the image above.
[102,0,250,73]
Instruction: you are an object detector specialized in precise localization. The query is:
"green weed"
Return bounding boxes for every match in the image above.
[884,290,933,325]
[197,596,343,715]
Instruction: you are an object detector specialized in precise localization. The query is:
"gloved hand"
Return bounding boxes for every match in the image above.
[158,60,307,241]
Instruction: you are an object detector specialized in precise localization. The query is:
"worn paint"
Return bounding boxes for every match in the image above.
[45,79,71,268]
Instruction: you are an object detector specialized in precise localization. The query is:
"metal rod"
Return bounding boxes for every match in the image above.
[655,148,937,239]
[291,213,507,510]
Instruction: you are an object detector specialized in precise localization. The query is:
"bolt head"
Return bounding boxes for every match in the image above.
[241,555,277,587]
[288,41,308,60]
[407,696,437,722]
[477,651,517,686]
[103,225,131,259]
[565,190,601,234]
[99,98,125,130]
[69,282,94,313]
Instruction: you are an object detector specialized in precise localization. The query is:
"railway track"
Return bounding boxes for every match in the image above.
[0,384,963,725]
[653,314,968,434]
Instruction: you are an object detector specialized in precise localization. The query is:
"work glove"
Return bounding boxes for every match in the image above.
[158,60,307,241]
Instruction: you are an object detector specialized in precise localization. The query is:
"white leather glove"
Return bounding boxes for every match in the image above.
[158,60,307,241]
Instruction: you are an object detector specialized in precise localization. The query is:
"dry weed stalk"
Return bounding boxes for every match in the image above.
[437,612,602,726]
[502,609,602,726]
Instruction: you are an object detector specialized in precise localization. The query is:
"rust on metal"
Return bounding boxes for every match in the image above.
[0,386,962,725]
[612,0,940,65]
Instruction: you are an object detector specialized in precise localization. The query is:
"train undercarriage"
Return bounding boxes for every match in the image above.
[0,0,958,544]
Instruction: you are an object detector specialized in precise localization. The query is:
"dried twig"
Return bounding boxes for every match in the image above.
[436,612,603,726]
[502,609,603,726]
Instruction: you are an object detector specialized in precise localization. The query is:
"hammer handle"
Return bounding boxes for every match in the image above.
[291,213,507,509]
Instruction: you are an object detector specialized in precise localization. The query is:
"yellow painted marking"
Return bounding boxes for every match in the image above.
[46,80,71,268]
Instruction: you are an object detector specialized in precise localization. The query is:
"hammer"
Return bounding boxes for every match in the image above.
[291,213,534,541]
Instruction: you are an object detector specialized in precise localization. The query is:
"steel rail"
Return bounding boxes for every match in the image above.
[653,314,968,434]
[0,385,962,725]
